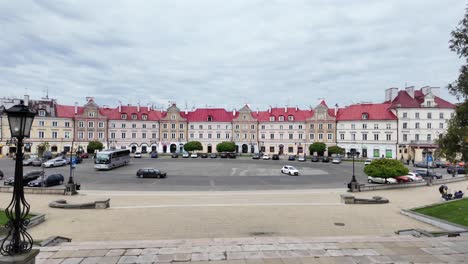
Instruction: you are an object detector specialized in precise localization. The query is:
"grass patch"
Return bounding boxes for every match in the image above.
[0,210,35,226]
[414,198,468,227]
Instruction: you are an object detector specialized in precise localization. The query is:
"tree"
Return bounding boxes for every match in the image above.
[438,8,468,163]
[364,159,409,179]
[216,141,236,152]
[184,141,203,152]
[309,142,326,156]
[87,141,104,154]
[327,145,345,156]
[37,142,49,158]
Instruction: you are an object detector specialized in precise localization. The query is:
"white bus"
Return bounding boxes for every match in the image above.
[94,149,131,170]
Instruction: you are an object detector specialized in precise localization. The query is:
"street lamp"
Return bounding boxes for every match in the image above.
[1,100,36,256]
[347,149,358,191]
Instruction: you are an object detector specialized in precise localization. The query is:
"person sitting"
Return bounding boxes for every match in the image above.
[439,185,448,195]
[454,190,464,199]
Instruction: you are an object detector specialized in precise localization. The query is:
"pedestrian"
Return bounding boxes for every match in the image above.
[411,159,414,166]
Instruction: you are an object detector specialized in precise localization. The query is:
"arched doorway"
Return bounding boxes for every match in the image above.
[163,145,167,153]
[207,144,212,153]
[51,146,58,152]
[141,145,147,153]
[242,144,248,153]
[279,144,284,155]
[250,145,255,153]
[151,145,157,152]
[170,144,177,153]
[298,146,303,154]
[235,145,239,153]
[131,146,137,153]
[179,143,184,153]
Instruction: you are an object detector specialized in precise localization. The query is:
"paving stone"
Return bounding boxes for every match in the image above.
[158,247,177,254]
[242,245,261,251]
[88,249,109,257]
[421,246,460,255]
[173,253,191,262]
[278,251,294,258]
[140,248,160,255]
[286,244,308,251]
[280,258,301,264]
[325,250,344,257]
[389,247,427,255]
[81,257,103,264]
[305,244,324,250]
[209,246,227,253]
[329,256,356,264]
[290,250,311,257]
[307,250,326,257]
[192,253,210,261]
[227,252,245,260]
[366,255,394,263]
[273,244,290,251]
[398,254,436,263]
[41,259,65,264]
[99,256,121,264]
[262,251,282,259]
[319,243,339,250]
[124,249,143,256]
[176,247,193,254]
[258,245,276,251]
[51,250,75,258]
[299,257,321,264]
[263,259,284,264]
[209,252,227,261]
[37,251,55,259]
[155,254,175,262]
[225,245,243,252]
[347,256,373,264]
[227,260,247,264]
[135,254,156,263]
[118,255,138,263]
[244,251,265,259]
[245,259,265,264]
[106,249,125,256]
[355,249,379,256]
[61,258,84,264]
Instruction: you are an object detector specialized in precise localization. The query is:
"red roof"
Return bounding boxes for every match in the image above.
[185,108,233,122]
[389,89,455,109]
[336,103,397,121]
[55,104,162,120]
[56,104,83,118]
[256,107,312,122]
[319,100,328,108]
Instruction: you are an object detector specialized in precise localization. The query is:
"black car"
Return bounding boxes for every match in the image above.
[447,166,466,174]
[171,153,179,158]
[220,153,228,158]
[311,156,319,162]
[414,169,443,179]
[434,161,447,168]
[322,156,330,163]
[210,153,217,158]
[136,168,167,178]
[252,153,261,159]
[4,171,43,186]
[201,153,208,158]
[288,155,296,161]
[0,170,3,180]
[150,152,158,158]
[28,174,64,187]
[272,154,279,160]
[228,153,236,159]
[414,162,436,168]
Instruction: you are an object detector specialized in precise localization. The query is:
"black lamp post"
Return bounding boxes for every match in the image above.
[348,149,358,191]
[1,100,36,256]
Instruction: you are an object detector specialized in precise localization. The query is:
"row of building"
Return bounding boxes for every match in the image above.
[0,86,455,162]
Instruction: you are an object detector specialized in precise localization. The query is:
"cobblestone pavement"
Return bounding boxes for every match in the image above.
[36,235,468,264]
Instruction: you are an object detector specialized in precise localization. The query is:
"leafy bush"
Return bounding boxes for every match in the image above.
[364,159,409,178]
[328,145,345,155]
[87,141,104,154]
[184,141,203,152]
[216,141,236,152]
[309,142,326,156]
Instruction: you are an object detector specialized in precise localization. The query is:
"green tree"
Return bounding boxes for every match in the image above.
[87,141,104,154]
[327,145,345,156]
[438,8,468,163]
[364,159,409,179]
[309,142,326,156]
[37,141,49,157]
[216,141,236,152]
[184,141,203,152]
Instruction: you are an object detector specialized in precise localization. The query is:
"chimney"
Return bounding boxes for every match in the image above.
[185,107,188,115]
[118,101,122,113]
[74,102,78,114]
[23,95,29,106]
[284,105,287,113]
[334,103,338,116]
[405,86,415,98]
[268,106,272,113]
[147,104,150,111]
[137,103,140,112]
[256,108,259,114]
[233,109,236,116]
[295,105,298,111]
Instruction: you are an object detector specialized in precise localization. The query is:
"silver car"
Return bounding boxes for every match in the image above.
[42,158,68,168]
[367,176,397,184]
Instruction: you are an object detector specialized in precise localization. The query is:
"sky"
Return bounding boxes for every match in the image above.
[0,0,466,111]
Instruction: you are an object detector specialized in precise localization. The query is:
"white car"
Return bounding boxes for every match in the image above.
[134,152,142,158]
[406,172,424,182]
[281,165,299,176]
[182,152,190,158]
[262,154,271,160]
[297,156,306,162]
[367,176,397,184]
[190,153,198,158]
[332,157,341,164]
[42,158,67,168]
[364,159,372,166]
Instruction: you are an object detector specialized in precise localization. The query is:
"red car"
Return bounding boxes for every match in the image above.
[80,153,89,159]
[394,175,411,183]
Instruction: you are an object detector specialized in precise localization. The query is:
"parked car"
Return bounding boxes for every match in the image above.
[434,160,447,168]
[42,158,68,168]
[80,152,89,159]
[298,156,306,162]
[32,158,47,166]
[272,154,279,160]
[28,174,64,187]
[364,159,372,166]
[413,169,443,179]
[136,168,167,178]
[406,172,424,182]
[311,156,319,162]
[134,152,142,158]
[252,153,261,159]
[447,166,466,175]
[367,176,397,184]
[0,170,3,180]
[150,152,158,158]
[171,153,179,158]
[394,175,412,183]
[288,155,296,161]
[4,171,43,186]
[262,154,271,160]
[332,157,341,164]
[201,153,208,158]
[23,157,36,166]
[228,153,236,159]
[182,152,190,158]
[210,153,217,158]
[322,156,330,163]
[190,153,198,158]
[42,151,53,160]
[281,165,299,176]
[220,153,228,158]
[414,162,436,168]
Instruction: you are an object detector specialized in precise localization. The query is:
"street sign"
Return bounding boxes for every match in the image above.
[71,157,77,165]
[427,155,433,162]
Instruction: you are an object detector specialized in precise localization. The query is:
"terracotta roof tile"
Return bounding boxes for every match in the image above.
[336,103,397,121]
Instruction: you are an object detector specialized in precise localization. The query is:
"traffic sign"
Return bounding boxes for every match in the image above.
[71,157,77,165]
[427,155,433,162]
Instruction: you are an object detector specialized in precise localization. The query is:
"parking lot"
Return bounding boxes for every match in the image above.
[0,157,458,191]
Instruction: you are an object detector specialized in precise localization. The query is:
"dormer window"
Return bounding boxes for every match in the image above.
[243,115,246,120]
[121,114,127,120]
[132,114,137,120]
[142,114,147,120]
[288,115,294,121]
[207,115,213,122]
[171,114,176,120]
[427,101,432,107]
[38,110,46,117]
[88,112,95,117]
[362,113,369,120]
[279,116,284,121]
[269,116,275,121]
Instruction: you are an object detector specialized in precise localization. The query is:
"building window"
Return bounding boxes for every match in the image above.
[190,125,194,129]
[439,123,444,129]
[386,124,391,129]
[243,115,246,120]
[142,124,147,129]
[110,132,116,139]
[374,134,379,141]
[289,134,293,140]
[64,132,71,139]
[427,134,431,141]
[78,121,84,128]
[244,133,248,139]
[403,134,407,141]
[351,124,356,130]
[122,133,126,139]
[250,125,255,130]
[171,114,176,120]
[270,146,275,152]
[88,112,95,117]
[310,124,314,129]
[180,124,184,129]
[299,134,303,139]
[171,133,176,139]
[327,124,332,130]
[98,132,104,139]
[141,114,148,120]
[49,131,57,138]
[52,121,58,127]
[289,125,293,130]
[236,133,240,139]
[269,116,275,121]
[88,132,94,139]
[132,124,137,129]
[340,134,344,140]
[39,121,45,126]
[99,122,104,128]
[427,112,432,119]
[111,123,115,128]
[163,133,167,139]
[171,124,176,129]
[217,133,221,139]
[65,122,70,127]
[280,134,284,140]
[179,133,184,139]
[373,149,380,158]
[318,124,323,130]
[207,125,212,130]
[235,125,240,129]
[298,124,303,130]
[78,132,84,139]
[122,124,126,128]
[386,134,391,141]
[152,133,157,138]
[318,133,323,140]
[427,123,432,129]
[121,114,127,119]
[163,124,167,129]
[374,124,378,129]
[402,112,407,118]
[327,133,332,140]
[142,133,147,139]
[415,134,420,141]
[226,133,230,139]
[208,133,212,139]
[439,113,444,119]
[88,121,94,128]
[152,124,156,129]
[288,115,294,121]
[279,116,284,121]
[199,133,203,139]
[132,133,136,138]
[403,122,407,129]
[415,123,420,129]
[362,113,369,120]
[190,133,194,139]
[362,134,367,140]
[130,114,137,120]
[38,110,46,116]
[363,124,367,129]
[351,134,356,140]
[415,112,420,119]
[270,134,274,139]
[251,134,255,140]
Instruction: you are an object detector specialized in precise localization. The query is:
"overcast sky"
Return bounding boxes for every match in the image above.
[0,0,465,111]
